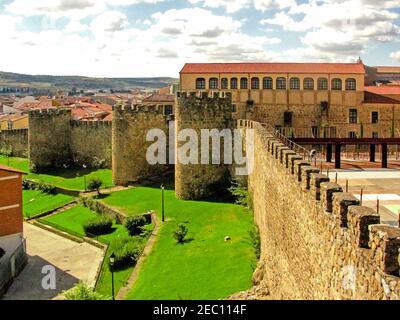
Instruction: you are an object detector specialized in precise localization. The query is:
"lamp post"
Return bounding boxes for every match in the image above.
[109,252,115,300]
[83,164,87,191]
[161,184,165,222]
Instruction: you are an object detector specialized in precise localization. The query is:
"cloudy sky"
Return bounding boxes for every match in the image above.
[0,0,399,77]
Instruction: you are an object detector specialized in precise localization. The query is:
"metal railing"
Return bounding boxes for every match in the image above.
[0,239,27,294]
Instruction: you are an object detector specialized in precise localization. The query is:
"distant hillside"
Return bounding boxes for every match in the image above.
[0,71,178,91]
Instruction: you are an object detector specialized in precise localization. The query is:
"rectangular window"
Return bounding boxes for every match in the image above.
[164,105,173,115]
[372,132,379,138]
[312,126,319,138]
[284,111,293,126]
[371,111,379,124]
[232,104,237,112]
[349,131,357,139]
[349,109,358,124]
[7,121,13,130]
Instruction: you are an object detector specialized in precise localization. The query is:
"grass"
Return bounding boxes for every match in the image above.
[23,189,75,218]
[0,155,113,191]
[102,186,257,300]
[39,204,151,297]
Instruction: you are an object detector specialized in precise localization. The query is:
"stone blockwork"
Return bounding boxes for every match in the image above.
[70,121,112,168]
[28,109,112,170]
[0,129,28,157]
[239,119,400,300]
[112,103,172,186]
[175,93,233,200]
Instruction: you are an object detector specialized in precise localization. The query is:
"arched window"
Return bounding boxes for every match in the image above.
[209,78,218,89]
[332,78,342,90]
[303,78,314,90]
[345,78,356,91]
[230,78,238,89]
[263,77,273,89]
[196,78,206,90]
[221,78,228,89]
[251,77,260,89]
[276,77,286,90]
[317,78,328,90]
[240,77,248,89]
[290,77,300,90]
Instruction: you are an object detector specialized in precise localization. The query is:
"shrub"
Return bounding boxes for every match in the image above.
[124,215,147,236]
[87,178,103,195]
[63,282,109,300]
[173,223,188,244]
[0,145,12,157]
[249,225,261,260]
[82,215,113,236]
[22,178,35,190]
[36,181,56,195]
[91,157,106,169]
[108,237,144,271]
[228,180,252,209]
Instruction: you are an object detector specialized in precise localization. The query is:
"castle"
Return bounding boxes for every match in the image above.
[1,61,400,299]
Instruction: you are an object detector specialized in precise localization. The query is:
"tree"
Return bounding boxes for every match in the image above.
[173,223,188,244]
[87,178,103,196]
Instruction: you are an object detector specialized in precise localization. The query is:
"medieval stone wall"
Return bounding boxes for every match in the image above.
[70,121,112,168]
[0,129,28,157]
[28,109,72,170]
[175,93,234,200]
[112,103,172,186]
[238,119,400,299]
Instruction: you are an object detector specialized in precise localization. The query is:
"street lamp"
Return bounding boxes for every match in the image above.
[109,252,115,300]
[161,184,165,222]
[83,164,87,191]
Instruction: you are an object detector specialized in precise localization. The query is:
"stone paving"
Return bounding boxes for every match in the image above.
[1,223,103,300]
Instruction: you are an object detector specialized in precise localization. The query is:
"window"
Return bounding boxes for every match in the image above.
[251,77,260,89]
[196,78,206,90]
[345,78,356,91]
[232,104,237,112]
[372,111,379,124]
[276,77,286,90]
[290,77,300,90]
[317,78,328,90]
[284,112,293,126]
[7,121,13,130]
[312,126,319,138]
[332,78,342,90]
[304,78,314,90]
[230,78,238,89]
[221,78,228,89]
[349,131,357,139]
[240,77,248,89]
[164,105,173,115]
[349,108,358,124]
[263,77,273,89]
[209,78,218,89]
[372,132,379,138]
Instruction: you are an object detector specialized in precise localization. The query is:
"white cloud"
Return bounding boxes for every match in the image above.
[90,11,129,33]
[188,0,295,13]
[391,51,400,61]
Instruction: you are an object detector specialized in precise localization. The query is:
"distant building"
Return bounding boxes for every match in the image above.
[0,165,27,296]
[0,114,29,131]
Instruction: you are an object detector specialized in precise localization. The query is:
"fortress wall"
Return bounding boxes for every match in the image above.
[175,93,234,200]
[112,104,171,186]
[239,119,400,299]
[28,109,72,170]
[0,129,28,157]
[70,121,112,168]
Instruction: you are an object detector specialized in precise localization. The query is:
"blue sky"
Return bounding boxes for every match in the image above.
[0,0,399,77]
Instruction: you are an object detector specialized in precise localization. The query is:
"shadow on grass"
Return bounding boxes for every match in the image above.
[93,193,110,200]
[36,166,100,179]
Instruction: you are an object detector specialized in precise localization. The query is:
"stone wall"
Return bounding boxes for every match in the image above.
[238,119,400,299]
[112,103,172,186]
[175,93,234,200]
[70,121,112,168]
[28,109,72,170]
[0,129,28,157]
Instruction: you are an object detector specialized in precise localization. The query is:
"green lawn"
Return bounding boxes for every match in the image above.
[23,190,75,218]
[102,187,257,300]
[39,205,148,297]
[0,155,113,191]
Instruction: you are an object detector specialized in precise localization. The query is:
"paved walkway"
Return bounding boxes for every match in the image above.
[2,223,103,300]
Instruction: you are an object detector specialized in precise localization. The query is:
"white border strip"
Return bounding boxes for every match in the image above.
[0,204,20,211]
[0,175,19,181]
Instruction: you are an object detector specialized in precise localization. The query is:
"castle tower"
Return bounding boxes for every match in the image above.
[28,109,72,171]
[175,93,234,200]
[112,102,171,185]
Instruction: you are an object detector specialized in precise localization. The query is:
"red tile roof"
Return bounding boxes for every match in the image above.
[375,66,400,74]
[0,164,26,175]
[365,86,400,96]
[180,62,365,74]
[363,91,400,104]
[143,94,175,103]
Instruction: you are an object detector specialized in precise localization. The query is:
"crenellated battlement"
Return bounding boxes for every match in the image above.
[70,120,112,128]
[238,118,400,299]
[28,108,71,117]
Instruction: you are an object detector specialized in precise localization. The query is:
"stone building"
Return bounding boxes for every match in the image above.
[179,61,400,139]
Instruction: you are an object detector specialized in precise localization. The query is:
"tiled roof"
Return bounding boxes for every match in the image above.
[143,94,175,103]
[0,164,26,175]
[180,62,366,74]
[375,66,400,74]
[365,86,400,96]
[363,91,400,104]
